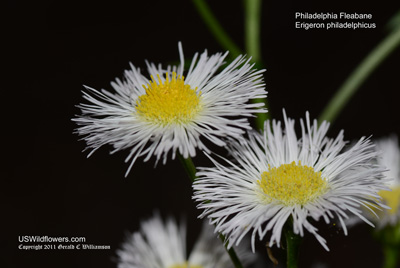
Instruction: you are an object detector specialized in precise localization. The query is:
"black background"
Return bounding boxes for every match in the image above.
[5,0,400,267]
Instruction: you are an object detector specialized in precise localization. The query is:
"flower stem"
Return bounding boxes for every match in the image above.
[177,154,197,183]
[192,0,269,129]
[373,223,400,268]
[382,244,399,268]
[191,0,242,59]
[243,0,269,130]
[177,154,244,268]
[218,233,245,268]
[244,0,262,64]
[318,23,400,125]
[283,220,302,268]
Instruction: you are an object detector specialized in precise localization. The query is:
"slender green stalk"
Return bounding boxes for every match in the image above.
[244,0,262,63]
[192,0,242,58]
[243,0,269,130]
[177,154,197,182]
[193,0,269,129]
[373,223,400,268]
[318,25,400,124]
[382,245,399,268]
[385,10,400,32]
[283,220,302,268]
[177,154,244,268]
[218,233,244,268]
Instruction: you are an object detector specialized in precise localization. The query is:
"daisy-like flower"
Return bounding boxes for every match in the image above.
[373,135,400,228]
[193,110,389,251]
[116,213,256,268]
[73,43,267,176]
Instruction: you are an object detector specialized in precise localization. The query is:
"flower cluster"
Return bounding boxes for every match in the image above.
[74,44,396,267]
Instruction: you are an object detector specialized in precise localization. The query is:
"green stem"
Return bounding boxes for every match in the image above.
[192,0,242,58]
[318,24,400,125]
[283,221,302,268]
[373,223,400,268]
[177,154,244,268]
[177,154,197,182]
[218,233,245,268]
[243,0,269,130]
[244,0,262,63]
[192,0,269,129]
[382,245,399,268]
[385,10,400,32]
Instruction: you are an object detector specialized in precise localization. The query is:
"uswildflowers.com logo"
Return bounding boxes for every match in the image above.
[18,236,86,243]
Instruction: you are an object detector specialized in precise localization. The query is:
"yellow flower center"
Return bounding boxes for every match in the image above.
[169,262,203,268]
[135,72,203,125]
[379,186,400,215]
[257,161,328,206]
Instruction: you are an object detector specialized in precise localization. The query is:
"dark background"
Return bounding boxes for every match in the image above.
[4,0,400,267]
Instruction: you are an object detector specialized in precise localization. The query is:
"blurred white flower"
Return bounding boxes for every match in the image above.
[373,135,400,228]
[116,213,256,268]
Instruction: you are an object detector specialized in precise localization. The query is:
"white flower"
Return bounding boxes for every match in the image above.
[193,110,389,251]
[373,135,400,228]
[73,43,267,176]
[116,213,256,268]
